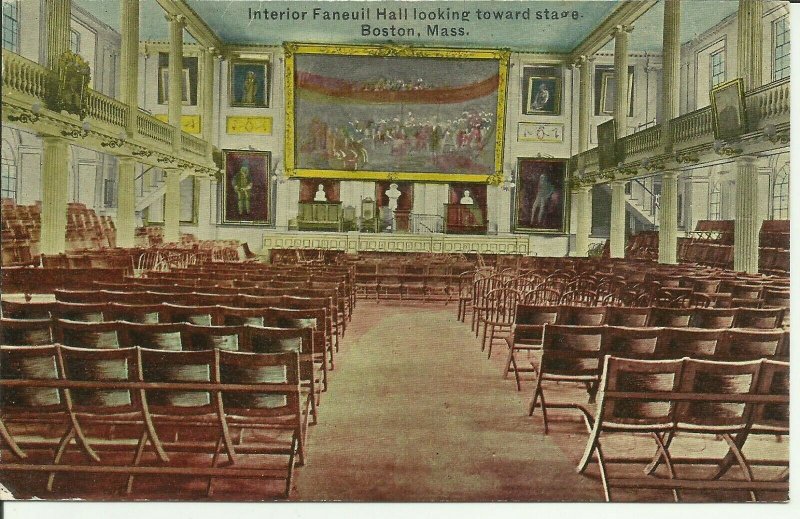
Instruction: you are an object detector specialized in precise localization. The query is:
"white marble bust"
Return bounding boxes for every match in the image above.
[385,183,402,212]
[460,189,474,205]
[314,184,327,202]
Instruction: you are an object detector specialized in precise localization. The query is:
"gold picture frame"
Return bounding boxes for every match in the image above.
[710,78,747,140]
[284,43,510,183]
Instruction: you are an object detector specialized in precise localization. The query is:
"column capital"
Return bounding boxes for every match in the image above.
[165,13,186,26]
[41,135,68,146]
[612,24,634,37]
[572,55,595,69]
[662,170,680,181]
[735,154,760,166]
[610,179,626,187]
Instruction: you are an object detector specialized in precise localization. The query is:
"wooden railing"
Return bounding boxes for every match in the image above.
[622,125,662,156]
[136,111,173,146]
[2,51,48,99]
[85,90,128,128]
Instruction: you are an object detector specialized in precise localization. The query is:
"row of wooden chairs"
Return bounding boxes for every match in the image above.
[577,355,788,501]
[0,344,309,498]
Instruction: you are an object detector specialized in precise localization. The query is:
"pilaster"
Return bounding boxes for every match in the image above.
[573,186,593,257]
[163,168,182,243]
[116,156,137,248]
[40,136,69,255]
[734,155,760,273]
[609,180,626,258]
[658,170,679,264]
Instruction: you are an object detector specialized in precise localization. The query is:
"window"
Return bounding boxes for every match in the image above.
[709,183,721,220]
[70,28,80,54]
[710,49,725,88]
[773,16,790,81]
[2,0,19,52]
[772,164,789,219]
[1,139,17,200]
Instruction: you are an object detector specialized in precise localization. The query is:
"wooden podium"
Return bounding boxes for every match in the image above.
[297,201,343,232]
[443,203,487,234]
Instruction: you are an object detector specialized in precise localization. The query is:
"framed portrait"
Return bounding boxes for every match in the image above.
[229,59,270,108]
[513,158,567,233]
[597,119,619,171]
[223,150,271,224]
[285,43,509,183]
[710,78,747,140]
[157,53,198,105]
[598,68,634,116]
[525,76,561,115]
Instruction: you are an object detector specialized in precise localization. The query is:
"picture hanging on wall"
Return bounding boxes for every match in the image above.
[525,76,561,115]
[222,150,271,224]
[597,119,619,171]
[285,43,509,183]
[596,65,634,116]
[229,59,270,108]
[513,158,567,233]
[710,78,747,140]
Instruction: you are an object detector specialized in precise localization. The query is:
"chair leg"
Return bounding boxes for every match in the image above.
[502,344,514,379]
[651,432,681,503]
[487,327,496,359]
[0,418,27,459]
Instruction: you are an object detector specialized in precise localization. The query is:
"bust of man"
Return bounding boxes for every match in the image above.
[385,183,402,212]
[314,184,327,202]
[460,189,474,205]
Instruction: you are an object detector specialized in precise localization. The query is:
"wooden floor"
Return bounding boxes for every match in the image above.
[1,300,788,502]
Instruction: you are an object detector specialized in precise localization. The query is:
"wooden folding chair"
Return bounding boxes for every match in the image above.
[0,317,54,345]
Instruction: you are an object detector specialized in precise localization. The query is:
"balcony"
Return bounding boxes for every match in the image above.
[1,49,214,171]
[573,77,790,186]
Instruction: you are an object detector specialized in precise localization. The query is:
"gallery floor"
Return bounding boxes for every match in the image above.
[2,302,786,502]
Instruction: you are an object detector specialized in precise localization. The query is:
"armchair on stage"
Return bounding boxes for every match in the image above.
[297,201,343,232]
[443,203,487,235]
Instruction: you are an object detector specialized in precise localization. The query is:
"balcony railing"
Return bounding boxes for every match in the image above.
[2,49,210,164]
[670,106,713,144]
[745,77,790,129]
[623,125,662,156]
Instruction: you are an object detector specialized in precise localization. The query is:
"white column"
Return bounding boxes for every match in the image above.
[120,0,139,135]
[737,0,764,91]
[613,26,632,139]
[609,180,626,258]
[116,156,137,248]
[734,156,760,273]
[163,168,182,243]
[574,186,592,257]
[200,47,216,159]
[576,56,593,157]
[658,170,679,264]
[168,15,185,151]
[40,136,69,255]
[661,0,680,151]
[46,0,71,68]
[196,176,214,240]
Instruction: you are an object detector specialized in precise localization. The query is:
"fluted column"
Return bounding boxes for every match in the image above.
[46,0,71,68]
[661,0,681,151]
[168,14,185,151]
[734,155,760,273]
[120,0,139,135]
[658,170,679,264]
[40,136,69,255]
[609,180,626,258]
[737,0,764,91]
[163,168,182,243]
[116,156,137,248]
[200,47,216,159]
[573,186,592,257]
[196,176,214,240]
[613,25,632,139]
[574,56,594,169]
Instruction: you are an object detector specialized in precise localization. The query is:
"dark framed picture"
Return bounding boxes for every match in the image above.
[711,78,747,140]
[525,76,561,115]
[223,150,271,224]
[229,59,270,108]
[597,119,619,171]
[514,158,567,233]
[159,68,190,105]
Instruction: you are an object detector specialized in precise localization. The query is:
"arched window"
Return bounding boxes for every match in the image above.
[772,164,789,219]
[709,182,721,220]
[1,139,17,200]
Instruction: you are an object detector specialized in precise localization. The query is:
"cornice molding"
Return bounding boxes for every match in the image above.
[156,0,224,51]
[569,0,657,62]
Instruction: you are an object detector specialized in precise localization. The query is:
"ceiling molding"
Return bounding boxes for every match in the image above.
[569,0,658,62]
[156,0,223,51]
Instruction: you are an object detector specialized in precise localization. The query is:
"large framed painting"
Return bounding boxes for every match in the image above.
[229,59,270,108]
[222,150,270,224]
[514,158,567,233]
[597,119,619,171]
[285,43,510,183]
[711,78,747,140]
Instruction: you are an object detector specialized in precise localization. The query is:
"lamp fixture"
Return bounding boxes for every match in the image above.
[8,103,41,123]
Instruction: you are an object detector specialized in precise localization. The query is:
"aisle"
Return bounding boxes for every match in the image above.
[293,304,602,501]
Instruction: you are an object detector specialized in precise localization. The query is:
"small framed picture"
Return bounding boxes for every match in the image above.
[159,67,191,105]
[710,78,747,140]
[229,59,270,108]
[525,76,561,115]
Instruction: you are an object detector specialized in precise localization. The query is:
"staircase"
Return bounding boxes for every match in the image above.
[135,167,190,212]
[625,177,660,232]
